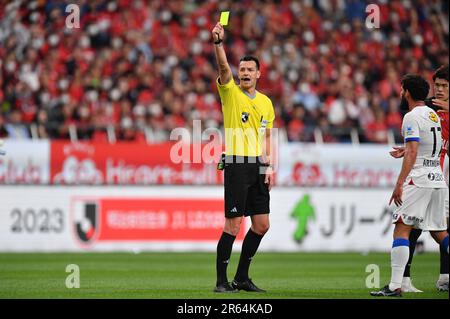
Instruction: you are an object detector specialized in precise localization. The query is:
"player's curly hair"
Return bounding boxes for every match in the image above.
[433,65,449,82]
[401,74,430,101]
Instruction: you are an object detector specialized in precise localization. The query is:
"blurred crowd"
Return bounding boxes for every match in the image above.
[0,0,448,143]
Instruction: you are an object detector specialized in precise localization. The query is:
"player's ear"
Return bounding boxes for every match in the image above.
[404,89,411,100]
[256,70,261,79]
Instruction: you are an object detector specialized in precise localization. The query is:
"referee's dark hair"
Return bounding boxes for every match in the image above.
[239,55,260,70]
[432,65,449,82]
[401,74,430,101]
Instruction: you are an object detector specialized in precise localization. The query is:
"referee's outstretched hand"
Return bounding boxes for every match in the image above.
[212,23,224,42]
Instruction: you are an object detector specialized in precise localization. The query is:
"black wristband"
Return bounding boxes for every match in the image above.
[260,162,273,168]
[214,39,223,45]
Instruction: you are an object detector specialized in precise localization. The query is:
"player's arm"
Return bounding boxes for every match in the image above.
[212,23,232,85]
[396,141,418,185]
[389,141,418,206]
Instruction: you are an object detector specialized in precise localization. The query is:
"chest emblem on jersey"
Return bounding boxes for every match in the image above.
[429,112,438,123]
[241,112,249,123]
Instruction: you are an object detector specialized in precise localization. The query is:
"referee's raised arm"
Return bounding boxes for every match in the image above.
[212,23,232,85]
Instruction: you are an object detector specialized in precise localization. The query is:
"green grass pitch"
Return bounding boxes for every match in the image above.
[0,252,447,299]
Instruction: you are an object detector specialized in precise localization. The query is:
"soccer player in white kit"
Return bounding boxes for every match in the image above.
[371,74,449,297]
[390,65,449,293]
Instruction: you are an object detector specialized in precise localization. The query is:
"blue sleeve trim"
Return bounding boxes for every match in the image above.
[392,238,410,248]
[405,137,420,142]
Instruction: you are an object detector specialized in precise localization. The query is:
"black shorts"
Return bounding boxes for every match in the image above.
[224,156,270,218]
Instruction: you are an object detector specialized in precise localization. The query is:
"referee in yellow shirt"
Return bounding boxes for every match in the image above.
[212,22,275,293]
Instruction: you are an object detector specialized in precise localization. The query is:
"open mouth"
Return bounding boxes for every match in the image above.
[241,78,251,83]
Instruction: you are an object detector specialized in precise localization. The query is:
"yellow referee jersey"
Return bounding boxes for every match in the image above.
[217,77,275,157]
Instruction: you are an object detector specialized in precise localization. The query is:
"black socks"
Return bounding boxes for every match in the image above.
[216,232,236,286]
[404,228,422,277]
[235,229,264,282]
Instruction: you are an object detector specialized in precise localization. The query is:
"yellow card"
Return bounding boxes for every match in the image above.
[220,11,230,26]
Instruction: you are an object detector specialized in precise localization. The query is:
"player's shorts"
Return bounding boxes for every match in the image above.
[392,184,448,231]
[445,195,449,219]
[224,156,270,218]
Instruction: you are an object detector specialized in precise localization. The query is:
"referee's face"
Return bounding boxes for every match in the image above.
[238,61,260,90]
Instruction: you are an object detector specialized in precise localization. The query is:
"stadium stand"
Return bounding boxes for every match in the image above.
[0,0,448,143]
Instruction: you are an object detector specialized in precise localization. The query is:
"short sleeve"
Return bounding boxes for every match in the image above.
[216,77,236,107]
[402,113,420,143]
[266,99,275,129]
[216,76,235,90]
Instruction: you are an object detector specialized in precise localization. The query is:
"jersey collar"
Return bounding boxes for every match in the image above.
[239,86,257,99]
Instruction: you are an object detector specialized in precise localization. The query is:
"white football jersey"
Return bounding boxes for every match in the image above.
[402,105,447,188]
